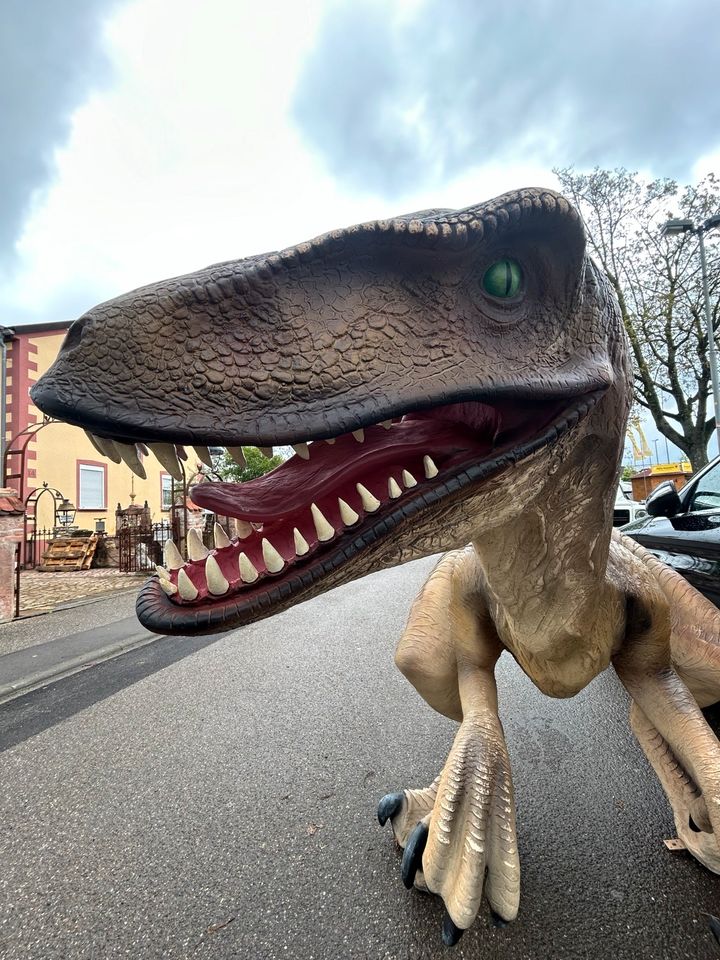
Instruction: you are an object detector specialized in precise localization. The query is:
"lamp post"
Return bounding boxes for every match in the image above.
[661,213,720,456]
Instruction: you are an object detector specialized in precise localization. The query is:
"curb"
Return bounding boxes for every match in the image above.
[0,629,160,706]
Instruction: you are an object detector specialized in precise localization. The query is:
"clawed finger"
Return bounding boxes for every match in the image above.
[401,818,429,889]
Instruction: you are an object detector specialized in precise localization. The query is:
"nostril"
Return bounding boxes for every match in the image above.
[689,815,703,833]
[61,319,86,352]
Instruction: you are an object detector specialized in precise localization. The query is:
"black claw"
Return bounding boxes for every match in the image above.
[708,913,720,946]
[442,912,465,946]
[490,910,509,928]
[401,821,429,889]
[377,792,404,827]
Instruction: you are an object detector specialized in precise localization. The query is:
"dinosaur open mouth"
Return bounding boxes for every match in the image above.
[128,392,600,634]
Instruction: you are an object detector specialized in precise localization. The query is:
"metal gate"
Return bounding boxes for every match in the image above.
[24,526,53,569]
[118,521,175,573]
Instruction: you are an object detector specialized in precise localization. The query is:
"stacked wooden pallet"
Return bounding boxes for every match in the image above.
[38,534,99,572]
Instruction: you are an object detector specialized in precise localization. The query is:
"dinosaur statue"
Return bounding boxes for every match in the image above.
[31,188,720,946]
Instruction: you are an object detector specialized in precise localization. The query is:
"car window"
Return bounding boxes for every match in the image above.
[688,461,720,511]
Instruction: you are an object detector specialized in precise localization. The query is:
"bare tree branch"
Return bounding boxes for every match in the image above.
[554,167,720,469]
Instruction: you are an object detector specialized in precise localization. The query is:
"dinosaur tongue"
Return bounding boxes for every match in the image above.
[190,414,483,522]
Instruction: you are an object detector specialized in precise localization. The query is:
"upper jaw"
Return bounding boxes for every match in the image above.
[66,380,608,488]
[30,368,611,451]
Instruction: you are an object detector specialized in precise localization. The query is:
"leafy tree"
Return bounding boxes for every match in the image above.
[214,446,284,483]
[554,167,720,470]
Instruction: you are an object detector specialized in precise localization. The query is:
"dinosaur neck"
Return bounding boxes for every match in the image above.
[471,397,625,696]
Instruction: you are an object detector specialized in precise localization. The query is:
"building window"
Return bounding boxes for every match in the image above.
[77,462,106,510]
[161,473,173,511]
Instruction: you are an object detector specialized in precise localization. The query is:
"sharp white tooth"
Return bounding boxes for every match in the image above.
[259,446,274,457]
[356,483,381,513]
[155,564,170,579]
[324,438,336,445]
[352,429,365,442]
[187,528,209,561]
[177,568,198,601]
[388,477,402,499]
[379,420,392,430]
[91,434,122,464]
[261,538,284,573]
[158,577,177,596]
[117,442,147,479]
[423,455,439,479]
[164,540,184,570]
[137,442,150,456]
[193,446,214,467]
[85,431,106,457]
[402,469,417,488]
[238,552,259,583]
[235,519,253,539]
[338,498,359,526]
[293,528,310,556]
[214,523,231,548]
[175,445,188,461]
[293,442,310,460]
[226,446,246,469]
[151,443,183,481]
[205,555,229,595]
[311,503,335,542]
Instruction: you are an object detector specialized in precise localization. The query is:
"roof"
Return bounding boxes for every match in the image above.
[7,320,73,335]
[0,487,24,515]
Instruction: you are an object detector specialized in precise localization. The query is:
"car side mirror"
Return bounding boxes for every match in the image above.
[645,480,682,518]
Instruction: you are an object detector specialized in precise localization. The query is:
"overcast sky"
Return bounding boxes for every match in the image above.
[2,0,719,458]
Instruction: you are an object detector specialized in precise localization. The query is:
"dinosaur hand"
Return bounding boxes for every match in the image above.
[414,712,520,936]
[377,779,439,851]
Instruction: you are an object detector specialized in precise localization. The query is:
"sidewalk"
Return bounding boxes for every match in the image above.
[0,582,157,705]
[19,567,146,616]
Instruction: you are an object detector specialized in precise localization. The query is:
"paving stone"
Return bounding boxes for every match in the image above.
[18,568,145,615]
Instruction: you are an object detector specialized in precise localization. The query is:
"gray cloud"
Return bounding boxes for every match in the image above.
[292,0,720,196]
[0,0,120,266]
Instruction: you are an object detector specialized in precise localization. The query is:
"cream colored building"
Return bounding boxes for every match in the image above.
[4,321,176,532]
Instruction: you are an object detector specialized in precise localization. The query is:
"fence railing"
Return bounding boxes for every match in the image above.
[21,516,216,572]
[118,521,176,573]
[23,527,53,569]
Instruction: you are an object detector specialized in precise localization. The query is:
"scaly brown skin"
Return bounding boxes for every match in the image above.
[31,188,720,945]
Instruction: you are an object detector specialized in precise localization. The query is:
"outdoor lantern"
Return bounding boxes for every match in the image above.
[56,498,76,526]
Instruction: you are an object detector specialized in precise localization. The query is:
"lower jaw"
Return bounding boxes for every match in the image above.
[136,392,601,635]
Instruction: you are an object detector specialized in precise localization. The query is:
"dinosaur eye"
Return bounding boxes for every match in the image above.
[481,259,523,299]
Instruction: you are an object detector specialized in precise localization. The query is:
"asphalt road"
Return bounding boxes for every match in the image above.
[1,556,720,960]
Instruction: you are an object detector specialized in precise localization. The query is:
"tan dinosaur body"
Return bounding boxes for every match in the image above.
[30,188,720,945]
[390,532,720,936]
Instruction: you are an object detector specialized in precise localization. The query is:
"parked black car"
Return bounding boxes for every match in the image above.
[622,455,720,608]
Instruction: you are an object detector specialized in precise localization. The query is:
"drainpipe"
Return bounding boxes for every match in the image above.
[0,327,16,473]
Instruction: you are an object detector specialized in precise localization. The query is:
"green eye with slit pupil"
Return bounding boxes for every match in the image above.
[482,259,522,299]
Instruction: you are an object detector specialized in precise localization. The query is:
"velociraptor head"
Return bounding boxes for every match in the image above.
[32,188,630,635]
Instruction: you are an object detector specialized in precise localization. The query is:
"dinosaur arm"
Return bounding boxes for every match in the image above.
[395,546,503,721]
[613,580,720,865]
[388,548,519,933]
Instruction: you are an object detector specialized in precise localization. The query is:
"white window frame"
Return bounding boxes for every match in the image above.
[78,463,106,510]
[161,473,173,511]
